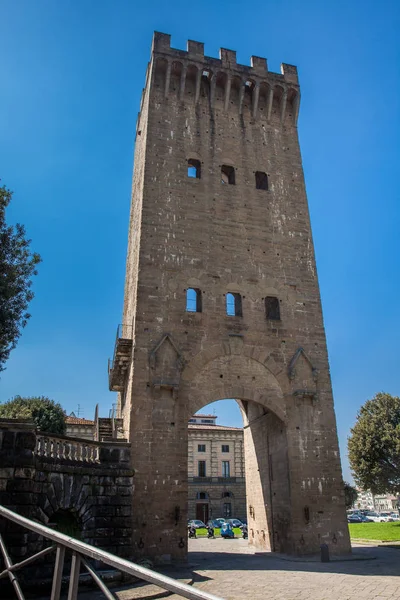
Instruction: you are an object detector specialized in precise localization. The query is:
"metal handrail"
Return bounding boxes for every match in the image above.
[0,505,223,600]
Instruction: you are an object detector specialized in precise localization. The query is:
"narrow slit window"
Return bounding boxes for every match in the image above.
[255,171,268,190]
[188,158,201,179]
[221,165,235,185]
[226,292,242,317]
[265,296,280,320]
[186,288,202,313]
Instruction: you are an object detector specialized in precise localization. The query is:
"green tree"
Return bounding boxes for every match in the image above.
[0,184,41,372]
[348,392,400,494]
[344,481,358,509]
[0,396,66,434]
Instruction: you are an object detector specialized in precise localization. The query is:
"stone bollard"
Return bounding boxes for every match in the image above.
[320,543,330,562]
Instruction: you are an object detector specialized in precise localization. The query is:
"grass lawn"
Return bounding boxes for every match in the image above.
[194,527,242,537]
[349,521,400,541]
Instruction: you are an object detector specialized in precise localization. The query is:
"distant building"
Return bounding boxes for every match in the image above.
[65,413,94,440]
[188,414,246,522]
[374,494,398,511]
[354,489,375,510]
[354,488,399,512]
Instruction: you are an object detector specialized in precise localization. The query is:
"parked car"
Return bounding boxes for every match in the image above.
[379,512,394,522]
[347,514,372,523]
[214,518,226,526]
[226,519,243,528]
[390,512,400,521]
[206,519,222,529]
[364,511,391,523]
[188,519,206,529]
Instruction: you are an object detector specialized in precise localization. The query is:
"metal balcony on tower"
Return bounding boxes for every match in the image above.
[108,324,134,392]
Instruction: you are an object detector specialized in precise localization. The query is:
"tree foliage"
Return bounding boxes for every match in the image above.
[0,396,66,434]
[0,184,41,372]
[348,392,400,494]
[344,481,358,509]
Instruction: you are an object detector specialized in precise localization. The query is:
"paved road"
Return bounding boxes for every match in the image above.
[181,538,400,600]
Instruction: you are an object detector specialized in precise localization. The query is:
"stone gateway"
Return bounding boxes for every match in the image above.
[109,32,351,562]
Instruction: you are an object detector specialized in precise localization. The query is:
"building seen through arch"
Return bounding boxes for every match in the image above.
[188,413,246,522]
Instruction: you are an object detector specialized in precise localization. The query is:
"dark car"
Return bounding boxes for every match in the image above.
[226,518,243,528]
[188,519,206,529]
[347,514,372,523]
[206,519,222,529]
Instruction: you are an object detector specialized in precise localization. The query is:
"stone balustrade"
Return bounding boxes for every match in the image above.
[36,434,100,463]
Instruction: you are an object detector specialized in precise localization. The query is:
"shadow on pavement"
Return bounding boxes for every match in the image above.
[188,544,400,577]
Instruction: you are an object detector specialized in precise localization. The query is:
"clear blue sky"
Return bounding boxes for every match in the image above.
[1,0,399,482]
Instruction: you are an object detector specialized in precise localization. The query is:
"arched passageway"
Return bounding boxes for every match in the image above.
[128,336,350,562]
[187,393,290,553]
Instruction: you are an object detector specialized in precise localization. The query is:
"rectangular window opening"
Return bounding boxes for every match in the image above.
[255,171,269,190]
[221,165,235,185]
[198,460,206,477]
[265,296,280,320]
[222,445,229,453]
[226,293,242,317]
[186,288,202,313]
[188,158,201,179]
[198,444,206,452]
[223,502,232,518]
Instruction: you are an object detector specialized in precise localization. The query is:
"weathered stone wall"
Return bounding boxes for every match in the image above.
[0,421,134,564]
[119,32,351,561]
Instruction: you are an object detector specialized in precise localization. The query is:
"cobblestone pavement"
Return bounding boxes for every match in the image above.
[178,538,400,600]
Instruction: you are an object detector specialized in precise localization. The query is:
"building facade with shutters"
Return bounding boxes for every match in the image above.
[188,414,246,522]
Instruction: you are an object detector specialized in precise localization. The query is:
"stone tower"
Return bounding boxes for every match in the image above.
[109,32,351,562]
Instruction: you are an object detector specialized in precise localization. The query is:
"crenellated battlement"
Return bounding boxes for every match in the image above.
[148,31,300,126]
[152,31,298,85]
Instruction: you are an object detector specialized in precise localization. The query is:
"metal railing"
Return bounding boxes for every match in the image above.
[0,505,224,600]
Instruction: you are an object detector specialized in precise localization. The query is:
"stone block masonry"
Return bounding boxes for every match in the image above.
[0,420,134,567]
[110,31,351,562]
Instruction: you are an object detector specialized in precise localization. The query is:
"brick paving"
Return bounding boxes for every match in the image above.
[74,539,400,599]
[179,538,400,600]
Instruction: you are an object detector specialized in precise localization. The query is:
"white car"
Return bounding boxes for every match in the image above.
[390,512,400,521]
[364,511,392,522]
[379,512,394,522]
